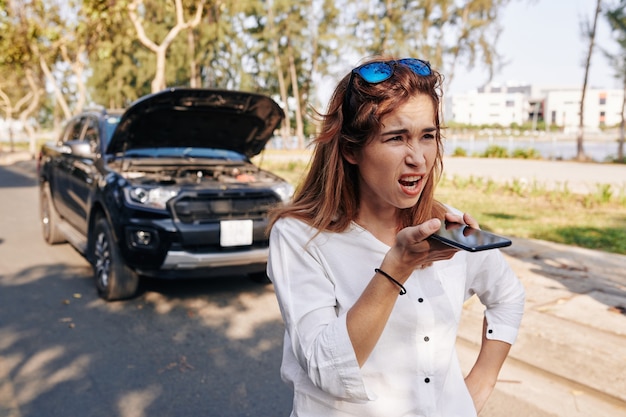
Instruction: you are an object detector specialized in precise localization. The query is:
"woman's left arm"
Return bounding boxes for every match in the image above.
[464,244,525,414]
[464,317,512,413]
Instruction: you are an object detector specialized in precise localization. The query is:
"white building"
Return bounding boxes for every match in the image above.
[449,84,532,127]
[449,83,624,131]
[544,88,623,133]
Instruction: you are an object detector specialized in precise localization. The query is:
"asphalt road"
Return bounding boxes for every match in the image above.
[0,161,293,417]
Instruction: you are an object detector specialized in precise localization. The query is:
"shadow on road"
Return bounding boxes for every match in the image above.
[0,162,37,188]
[0,261,292,417]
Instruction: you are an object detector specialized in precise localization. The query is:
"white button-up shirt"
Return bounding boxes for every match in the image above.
[268,217,525,417]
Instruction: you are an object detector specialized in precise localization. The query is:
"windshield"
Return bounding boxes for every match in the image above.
[104,116,121,146]
[119,147,247,161]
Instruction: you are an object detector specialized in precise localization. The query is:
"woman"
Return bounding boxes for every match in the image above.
[267,57,525,417]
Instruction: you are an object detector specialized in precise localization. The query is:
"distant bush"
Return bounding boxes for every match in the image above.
[451,147,467,157]
[481,145,508,158]
[511,147,541,159]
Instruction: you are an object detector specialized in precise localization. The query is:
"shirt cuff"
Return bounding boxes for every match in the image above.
[484,313,520,344]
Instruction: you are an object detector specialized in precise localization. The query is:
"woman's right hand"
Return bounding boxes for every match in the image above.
[381,218,459,281]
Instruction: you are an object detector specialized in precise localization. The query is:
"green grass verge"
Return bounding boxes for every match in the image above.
[256,153,626,255]
[436,174,626,255]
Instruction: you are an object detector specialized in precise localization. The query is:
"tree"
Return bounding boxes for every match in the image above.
[0,0,47,155]
[577,0,602,161]
[243,0,341,147]
[0,0,523,152]
[605,0,626,162]
[351,0,511,89]
[83,0,152,108]
[128,0,206,93]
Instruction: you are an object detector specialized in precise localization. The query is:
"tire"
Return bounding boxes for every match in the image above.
[92,217,139,301]
[40,182,66,244]
[249,271,271,284]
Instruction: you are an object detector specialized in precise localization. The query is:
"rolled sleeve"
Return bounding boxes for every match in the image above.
[484,320,521,345]
[466,250,526,344]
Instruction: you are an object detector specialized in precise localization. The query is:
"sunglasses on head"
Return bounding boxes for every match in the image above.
[343,58,432,112]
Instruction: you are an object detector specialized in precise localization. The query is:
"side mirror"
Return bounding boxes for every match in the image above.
[62,140,93,157]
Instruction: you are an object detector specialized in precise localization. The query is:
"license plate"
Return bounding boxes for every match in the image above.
[220,220,253,247]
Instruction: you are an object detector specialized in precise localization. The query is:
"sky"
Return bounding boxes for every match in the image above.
[447,0,620,95]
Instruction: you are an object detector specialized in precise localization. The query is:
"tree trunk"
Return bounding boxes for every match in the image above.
[152,49,168,93]
[617,78,626,163]
[188,29,199,88]
[60,44,88,114]
[0,89,16,152]
[267,0,291,147]
[22,69,42,157]
[128,0,205,93]
[577,0,602,161]
[288,47,305,149]
[38,54,72,120]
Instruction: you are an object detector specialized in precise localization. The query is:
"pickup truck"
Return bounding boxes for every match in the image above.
[38,88,293,301]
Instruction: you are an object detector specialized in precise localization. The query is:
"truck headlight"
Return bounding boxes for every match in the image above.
[125,187,179,210]
[271,182,294,203]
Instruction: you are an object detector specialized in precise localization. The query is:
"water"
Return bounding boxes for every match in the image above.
[444,136,622,162]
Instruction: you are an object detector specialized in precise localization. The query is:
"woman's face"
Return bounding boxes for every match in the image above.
[346,94,438,214]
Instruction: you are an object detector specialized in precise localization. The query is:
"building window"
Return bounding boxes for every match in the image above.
[599,92,607,105]
[506,100,514,107]
[600,111,606,127]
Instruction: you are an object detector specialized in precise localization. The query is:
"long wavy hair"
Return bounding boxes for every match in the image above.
[268,56,447,233]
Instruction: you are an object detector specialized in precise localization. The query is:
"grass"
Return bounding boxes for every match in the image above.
[255,152,626,256]
[435,174,626,255]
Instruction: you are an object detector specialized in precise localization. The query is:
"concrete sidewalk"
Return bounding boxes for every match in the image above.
[443,156,626,194]
[458,237,626,416]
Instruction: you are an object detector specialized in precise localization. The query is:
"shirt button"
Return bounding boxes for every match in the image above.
[418,297,424,303]
[424,336,430,342]
[488,329,493,334]
[424,377,431,383]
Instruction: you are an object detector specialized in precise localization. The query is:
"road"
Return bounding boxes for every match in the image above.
[0,161,293,417]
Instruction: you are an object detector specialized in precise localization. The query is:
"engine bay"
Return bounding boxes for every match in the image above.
[112,161,278,186]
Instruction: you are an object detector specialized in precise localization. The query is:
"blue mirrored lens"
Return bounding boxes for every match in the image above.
[398,58,431,76]
[356,62,394,83]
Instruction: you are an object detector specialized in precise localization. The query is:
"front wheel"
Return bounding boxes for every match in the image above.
[92,217,139,301]
[248,271,271,284]
[40,182,66,244]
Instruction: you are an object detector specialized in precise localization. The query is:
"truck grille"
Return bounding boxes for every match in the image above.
[172,191,280,223]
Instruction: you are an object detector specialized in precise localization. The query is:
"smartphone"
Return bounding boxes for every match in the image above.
[429,221,512,252]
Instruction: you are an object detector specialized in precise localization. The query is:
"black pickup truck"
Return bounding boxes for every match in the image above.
[38,88,293,301]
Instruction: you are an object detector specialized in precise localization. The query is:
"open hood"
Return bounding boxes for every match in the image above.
[106,88,284,159]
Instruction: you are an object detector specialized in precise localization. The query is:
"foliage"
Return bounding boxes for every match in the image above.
[435,174,626,255]
[351,0,512,88]
[451,147,468,157]
[2,0,513,143]
[510,147,541,159]
[481,145,508,158]
[604,0,626,162]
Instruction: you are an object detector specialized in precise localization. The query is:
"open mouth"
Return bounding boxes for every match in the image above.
[399,175,422,189]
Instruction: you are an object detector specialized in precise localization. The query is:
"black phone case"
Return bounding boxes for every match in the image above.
[430,224,512,252]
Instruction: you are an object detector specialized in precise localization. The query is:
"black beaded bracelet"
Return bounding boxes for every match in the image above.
[374,268,407,295]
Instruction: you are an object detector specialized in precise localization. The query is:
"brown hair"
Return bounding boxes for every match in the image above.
[268,56,447,233]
